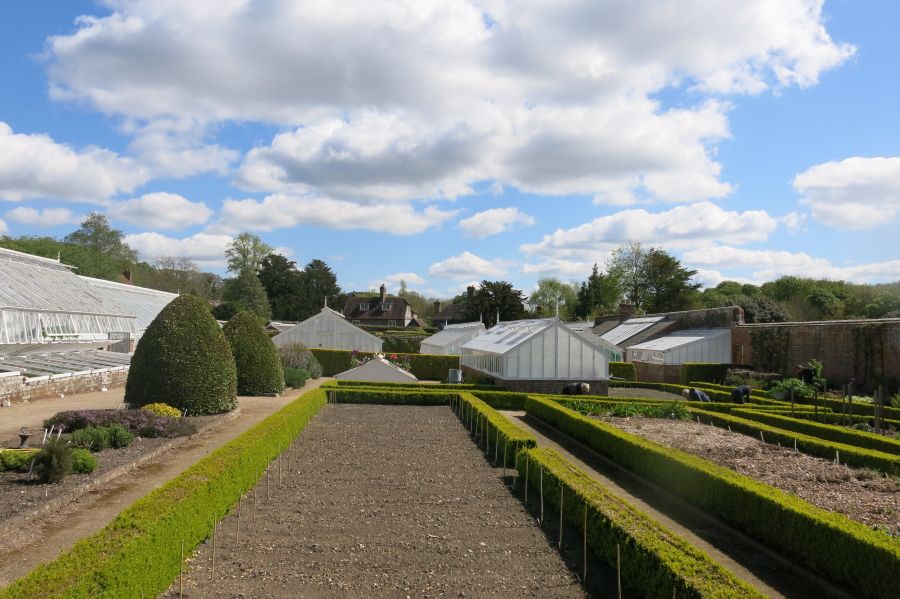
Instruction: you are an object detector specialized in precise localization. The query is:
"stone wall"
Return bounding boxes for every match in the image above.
[0,368,129,404]
[731,319,900,391]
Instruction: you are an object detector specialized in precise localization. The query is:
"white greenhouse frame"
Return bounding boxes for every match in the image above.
[420,321,486,356]
[626,329,732,365]
[272,307,383,352]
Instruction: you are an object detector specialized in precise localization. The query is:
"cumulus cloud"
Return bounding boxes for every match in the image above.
[107,192,213,230]
[384,272,426,286]
[682,246,900,284]
[793,157,900,229]
[126,119,238,179]
[427,251,508,280]
[521,259,597,279]
[44,1,852,205]
[124,231,234,268]
[0,218,6,234]
[0,122,147,202]
[213,194,458,235]
[521,202,777,260]
[4,207,82,227]
[459,207,535,238]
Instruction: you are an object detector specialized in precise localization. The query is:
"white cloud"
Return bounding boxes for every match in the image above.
[682,246,900,284]
[427,251,508,280]
[124,231,233,268]
[793,157,900,229]
[0,218,6,234]
[126,119,237,179]
[459,207,535,238]
[0,122,147,202]
[44,1,852,205]
[384,272,426,286]
[213,194,457,235]
[521,259,596,279]
[522,202,777,260]
[107,192,213,230]
[778,211,807,232]
[4,207,82,227]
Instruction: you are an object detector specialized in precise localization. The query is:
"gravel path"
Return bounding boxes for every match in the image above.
[604,417,900,532]
[165,405,586,598]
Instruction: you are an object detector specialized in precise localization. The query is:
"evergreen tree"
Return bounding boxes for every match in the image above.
[463,280,527,327]
[641,248,701,313]
[221,270,272,320]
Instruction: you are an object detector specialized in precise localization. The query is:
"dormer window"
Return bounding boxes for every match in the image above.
[359,303,370,311]
[382,302,393,310]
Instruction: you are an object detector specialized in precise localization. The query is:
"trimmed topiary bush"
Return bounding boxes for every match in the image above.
[71,449,97,474]
[126,294,237,415]
[223,311,285,396]
[283,367,310,388]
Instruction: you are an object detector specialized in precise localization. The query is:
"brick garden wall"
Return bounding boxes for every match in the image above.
[0,368,129,404]
[731,319,900,391]
[632,362,682,384]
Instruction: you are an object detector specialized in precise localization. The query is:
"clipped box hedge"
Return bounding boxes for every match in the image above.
[0,388,328,599]
[309,349,459,380]
[456,392,536,467]
[609,361,636,381]
[524,396,900,599]
[796,395,900,421]
[518,447,764,599]
[679,363,730,385]
[729,408,900,456]
[611,380,783,406]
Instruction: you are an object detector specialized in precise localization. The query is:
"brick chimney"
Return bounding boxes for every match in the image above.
[467,285,475,300]
[122,269,133,284]
[434,300,442,314]
[380,283,387,303]
[619,302,635,321]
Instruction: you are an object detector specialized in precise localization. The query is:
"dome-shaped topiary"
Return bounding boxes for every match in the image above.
[223,311,285,396]
[125,295,237,415]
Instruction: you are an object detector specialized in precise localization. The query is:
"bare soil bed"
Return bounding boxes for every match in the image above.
[164,405,586,598]
[0,414,218,525]
[602,416,900,533]
[607,387,683,401]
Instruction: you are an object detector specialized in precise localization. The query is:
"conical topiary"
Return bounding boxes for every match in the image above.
[125,295,237,415]
[223,311,285,396]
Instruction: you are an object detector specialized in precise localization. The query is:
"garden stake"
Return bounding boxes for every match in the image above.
[539,466,544,524]
[210,521,217,581]
[512,447,518,487]
[237,496,242,544]
[728,425,731,432]
[616,543,622,599]
[524,453,529,502]
[835,450,840,465]
[179,539,184,598]
[558,486,564,549]
[267,470,271,500]
[494,429,499,465]
[279,456,283,488]
[759,431,764,443]
[502,440,507,478]
[794,438,797,452]
[583,503,587,582]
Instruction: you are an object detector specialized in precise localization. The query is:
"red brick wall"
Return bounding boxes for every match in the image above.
[731,319,900,391]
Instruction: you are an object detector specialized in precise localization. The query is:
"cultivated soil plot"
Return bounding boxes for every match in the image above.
[603,417,900,531]
[165,405,585,598]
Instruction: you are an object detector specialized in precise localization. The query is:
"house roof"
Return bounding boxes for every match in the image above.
[344,295,416,322]
[627,328,730,352]
[433,302,467,323]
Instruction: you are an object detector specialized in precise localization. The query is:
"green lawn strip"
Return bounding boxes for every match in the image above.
[688,407,900,474]
[0,388,328,599]
[519,447,764,599]
[456,392,536,467]
[524,396,900,599]
[326,386,453,405]
[728,409,900,455]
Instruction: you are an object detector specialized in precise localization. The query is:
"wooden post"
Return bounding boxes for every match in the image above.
[558,486,564,549]
[617,543,622,599]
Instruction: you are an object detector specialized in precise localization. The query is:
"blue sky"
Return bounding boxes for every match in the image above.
[1,0,898,298]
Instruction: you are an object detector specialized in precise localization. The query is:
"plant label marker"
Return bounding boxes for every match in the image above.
[759,431,764,443]
[835,450,839,465]
[794,438,797,452]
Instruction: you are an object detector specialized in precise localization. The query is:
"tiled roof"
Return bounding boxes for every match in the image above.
[344,295,413,321]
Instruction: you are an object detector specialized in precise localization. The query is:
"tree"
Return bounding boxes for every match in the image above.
[221,270,272,321]
[574,263,622,319]
[223,311,285,395]
[530,277,578,319]
[302,259,342,314]
[463,280,527,327]
[64,213,137,262]
[225,232,272,275]
[607,241,647,308]
[641,248,701,313]
[258,254,306,320]
[125,295,237,415]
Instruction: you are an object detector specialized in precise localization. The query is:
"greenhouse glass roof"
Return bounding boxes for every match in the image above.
[461,319,556,355]
[599,316,665,346]
[80,276,177,332]
[0,349,131,377]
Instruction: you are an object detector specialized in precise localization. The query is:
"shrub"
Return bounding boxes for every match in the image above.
[309,349,353,375]
[45,409,191,439]
[32,440,73,484]
[125,294,237,415]
[0,449,37,472]
[141,403,182,418]
[106,424,135,449]
[69,427,111,451]
[223,311,285,396]
[283,367,310,388]
[407,353,459,380]
[566,400,693,420]
[769,377,812,399]
[609,362,636,381]
[680,363,730,385]
[278,343,323,378]
[71,449,97,474]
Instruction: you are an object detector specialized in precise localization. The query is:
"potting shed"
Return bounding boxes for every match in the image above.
[272,307,383,353]
[419,321,486,356]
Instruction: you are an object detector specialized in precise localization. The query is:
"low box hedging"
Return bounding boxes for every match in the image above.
[729,408,900,456]
[518,447,763,598]
[611,380,783,406]
[524,396,900,599]
[679,363,730,385]
[688,407,900,474]
[328,387,453,405]
[797,396,900,420]
[0,388,328,599]
[609,361,636,381]
[794,411,900,430]
[456,392,535,466]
